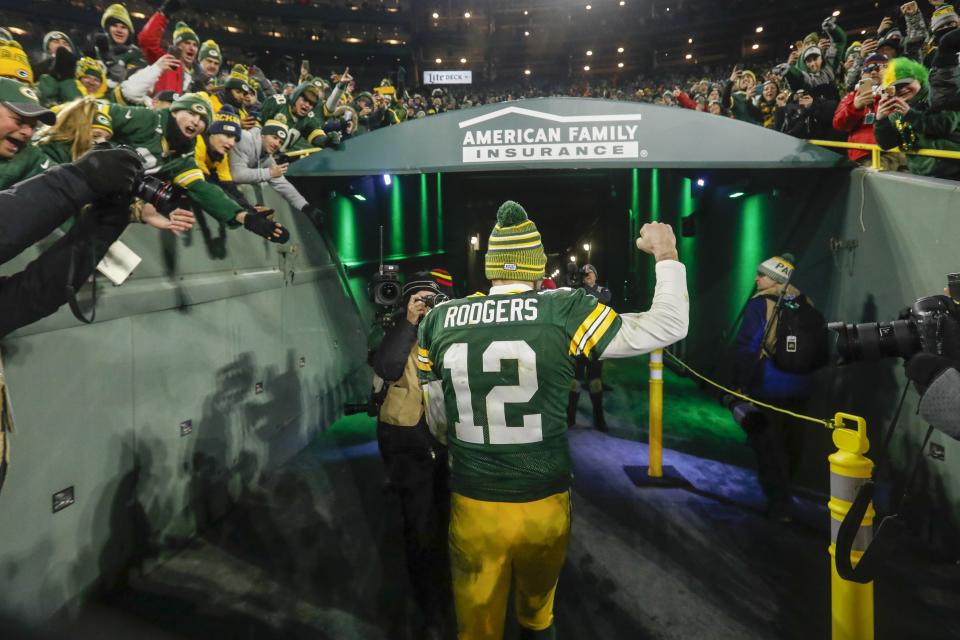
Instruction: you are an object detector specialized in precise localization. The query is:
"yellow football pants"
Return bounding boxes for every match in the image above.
[449,490,571,640]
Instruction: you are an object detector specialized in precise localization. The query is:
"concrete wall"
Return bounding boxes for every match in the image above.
[0,185,370,620]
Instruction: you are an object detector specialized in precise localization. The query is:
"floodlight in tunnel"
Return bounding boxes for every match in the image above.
[729,192,745,199]
[353,194,366,201]
[696,178,706,187]
[383,174,392,186]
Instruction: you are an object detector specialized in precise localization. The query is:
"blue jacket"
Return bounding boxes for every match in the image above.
[734,295,813,400]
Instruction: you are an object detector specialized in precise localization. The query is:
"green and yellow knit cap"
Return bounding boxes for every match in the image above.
[92,109,113,135]
[0,39,33,84]
[199,39,221,62]
[101,3,134,33]
[170,92,213,127]
[882,57,929,90]
[173,21,199,47]
[484,200,547,282]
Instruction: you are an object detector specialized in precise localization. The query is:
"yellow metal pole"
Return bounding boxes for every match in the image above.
[647,349,664,478]
[871,148,881,170]
[828,413,875,640]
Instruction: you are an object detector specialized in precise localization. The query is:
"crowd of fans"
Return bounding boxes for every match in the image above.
[3,0,960,251]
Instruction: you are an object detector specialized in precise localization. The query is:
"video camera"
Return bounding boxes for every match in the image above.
[829,275,960,363]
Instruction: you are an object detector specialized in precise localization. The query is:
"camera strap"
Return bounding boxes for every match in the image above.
[835,384,934,583]
[65,207,98,325]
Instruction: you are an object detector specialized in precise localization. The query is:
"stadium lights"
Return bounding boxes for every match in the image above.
[585,4,592,10]
[470,235,479,248]
[570,256,577,262]
[460,57,467,63]
[8,26,27,35]
[620,0,625,5]
[583,243,591,252]
[861,29,866,34]
[583,65,590,71]
[617,62,624,68]
[464,11,471,18]
[130,12,146,19]
[586,50,593,56]
[729,191,745,199]
[688,37,693,44]
[524,30,530,36]
[432,11,439,19]
[832,9,840,16]
[435,57,442,63]
[685,53,692,60]
[751,43,759,50]
[353,194,367,201]
[524,9,529,15]
[524,69,532,75]
[617,46,624,53]
[756,26,764,33]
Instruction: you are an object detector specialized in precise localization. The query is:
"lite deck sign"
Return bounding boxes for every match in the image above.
[424,70,473,85]
[459,106,645,164]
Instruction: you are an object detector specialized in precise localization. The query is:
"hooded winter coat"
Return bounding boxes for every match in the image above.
[228,127,308,211]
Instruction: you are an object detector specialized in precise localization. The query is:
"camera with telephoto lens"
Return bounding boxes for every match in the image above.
[94,142,177,213]
[829,287,960,364]
[421,292,450,309]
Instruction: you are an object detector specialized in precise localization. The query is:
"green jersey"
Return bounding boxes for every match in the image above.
[417,287,622,502]
[0,144,53,190]
[260,89,331,152]
[104,104,243,224]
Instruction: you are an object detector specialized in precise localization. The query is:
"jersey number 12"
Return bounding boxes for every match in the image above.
[443,340,543,445]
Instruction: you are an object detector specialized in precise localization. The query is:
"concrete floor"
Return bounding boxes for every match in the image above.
[51,418,955,640]
[22,361,953,639]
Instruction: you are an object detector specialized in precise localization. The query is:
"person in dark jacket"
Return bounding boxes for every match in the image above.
[0,146,142,337]
[371,271,452,640]
[567,263,613,432]
[733,254,813,522]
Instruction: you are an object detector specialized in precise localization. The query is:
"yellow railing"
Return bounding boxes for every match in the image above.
[807,139,960,170]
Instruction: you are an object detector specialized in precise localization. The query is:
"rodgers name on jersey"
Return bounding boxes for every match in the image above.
[418,287,621,502]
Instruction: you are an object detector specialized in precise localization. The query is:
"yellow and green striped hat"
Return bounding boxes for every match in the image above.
[485,200,547,282]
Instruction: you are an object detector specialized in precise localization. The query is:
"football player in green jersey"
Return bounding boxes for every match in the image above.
[417,201,689,639]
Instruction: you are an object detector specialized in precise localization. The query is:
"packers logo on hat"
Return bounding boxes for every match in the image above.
[276,129,287,140]
[94,113,110,126]
[19,86,38,101]
[191,103,208,115]
[15,68,28,80]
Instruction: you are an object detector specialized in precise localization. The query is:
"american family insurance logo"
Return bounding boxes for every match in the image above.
[458,106,645,164]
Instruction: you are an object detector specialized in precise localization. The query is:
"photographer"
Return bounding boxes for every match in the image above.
[1,145,142,337]
[732,254,814,522]
[567,264,612,432]
[833,53,907,170]
[370,271,451,639]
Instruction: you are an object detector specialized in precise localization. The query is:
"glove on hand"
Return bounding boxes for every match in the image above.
[243,210,290,244]
[73,147,143,197]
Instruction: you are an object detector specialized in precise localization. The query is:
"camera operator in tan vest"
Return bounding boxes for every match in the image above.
[370,269,453,639]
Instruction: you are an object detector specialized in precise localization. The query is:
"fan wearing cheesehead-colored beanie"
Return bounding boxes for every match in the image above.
[734,252,814,521]
[415,207,688,639]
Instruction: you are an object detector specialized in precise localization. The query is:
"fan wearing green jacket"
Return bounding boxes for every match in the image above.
[103,93,288,242]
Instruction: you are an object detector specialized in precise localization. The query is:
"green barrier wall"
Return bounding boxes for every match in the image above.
[0,185,369,620]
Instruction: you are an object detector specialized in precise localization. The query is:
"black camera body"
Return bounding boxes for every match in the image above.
[94,142,177,213]
[369,264,402,307]
[830,293,960,363]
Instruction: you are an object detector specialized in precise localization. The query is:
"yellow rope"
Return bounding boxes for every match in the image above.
[662,351,836,431]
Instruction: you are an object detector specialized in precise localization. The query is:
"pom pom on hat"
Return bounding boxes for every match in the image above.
[496,200,529,227]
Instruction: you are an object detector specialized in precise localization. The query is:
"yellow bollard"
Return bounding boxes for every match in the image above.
[828,413,875,640]
[647,349,664,478]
